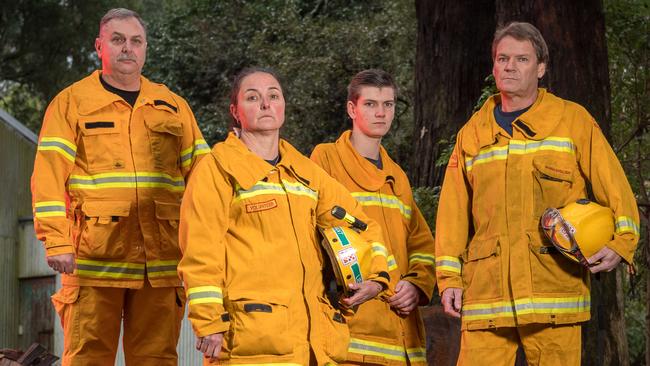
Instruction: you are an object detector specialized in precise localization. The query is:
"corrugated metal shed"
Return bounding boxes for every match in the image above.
[1,108,205,364]
[0,108,38,349]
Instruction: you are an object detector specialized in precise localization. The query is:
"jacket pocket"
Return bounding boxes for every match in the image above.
[155,201,181,258]
[317,295,350,362]
[528,232,584,294]
[51,286,81,350]
[532,157,575,218]
[461,237,502,300]
[77,200,131,259]
[79,118,124,171]
[227,297,293,357]
[144,113,183,172]
[51,286,80,322]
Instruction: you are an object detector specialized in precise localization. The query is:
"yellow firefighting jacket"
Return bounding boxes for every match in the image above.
[178,133,390,365]
[31,70,208,288]
[435,89,640,330]
[311,130,435,365]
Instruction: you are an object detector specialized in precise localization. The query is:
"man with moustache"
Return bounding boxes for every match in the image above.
[31,8,208,365]
[435,22,639,365]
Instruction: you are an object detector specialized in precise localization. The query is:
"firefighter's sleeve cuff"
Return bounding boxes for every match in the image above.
[195,314,230,337]
[45,244,75,257]
[437,276,463,296]
[605,240,635,265]
[368,271,390,289]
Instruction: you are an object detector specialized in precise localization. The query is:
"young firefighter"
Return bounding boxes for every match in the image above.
[311,69,436,365]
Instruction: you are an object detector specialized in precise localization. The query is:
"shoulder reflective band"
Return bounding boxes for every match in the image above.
[187,286,223,305]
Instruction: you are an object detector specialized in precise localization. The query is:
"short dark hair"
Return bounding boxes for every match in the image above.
[347,69,397,104]
[229,67,283,130]
[492,22,549,65]
[99,8,147,36]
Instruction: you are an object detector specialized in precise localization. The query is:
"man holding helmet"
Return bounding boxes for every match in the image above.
[435,22,639,365]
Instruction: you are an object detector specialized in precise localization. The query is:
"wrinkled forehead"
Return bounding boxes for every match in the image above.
[99,17,146,39]
[494,36,536,55]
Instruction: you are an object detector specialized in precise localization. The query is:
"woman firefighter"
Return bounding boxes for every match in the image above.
[177,67,391,365]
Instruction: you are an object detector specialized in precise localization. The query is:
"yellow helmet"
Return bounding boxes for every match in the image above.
[540,199,614,266]
[319,226,375,297]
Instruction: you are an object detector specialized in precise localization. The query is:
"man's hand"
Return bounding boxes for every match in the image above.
[196,333,224,362]
[587,246,622,273]
[341,280,382,307]
[441,287,463,318]
[388,280,420,316]
[47,253,76,274]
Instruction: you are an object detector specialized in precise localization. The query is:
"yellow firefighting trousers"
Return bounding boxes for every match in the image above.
[457,323,580,366]
[51,282,185,366]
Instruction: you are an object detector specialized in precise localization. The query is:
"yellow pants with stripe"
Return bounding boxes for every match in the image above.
[51,282,185,366]
[457,324,581,366]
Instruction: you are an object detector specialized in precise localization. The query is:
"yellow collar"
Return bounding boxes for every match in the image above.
[334,130,397,192]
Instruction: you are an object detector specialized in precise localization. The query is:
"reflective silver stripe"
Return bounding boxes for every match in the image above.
[348,339,407,360]
[615,216,640,235]
[76,264,145,275]
[352,193,412,219]
[69,175,184,186]
[409,253,435,265]
[195,142,210,151]
[181,141,210,165]
[435,259,461,269]
[38,137,77,162]
[38,140,77,158]
[387,256,397,271]
[236,182,285,199]
[282,180,318,200]
[147,265,177,272]
[466,147,508,170]
[509,138,575,153]
[407,348,426,361]
[188,292,223,301]
[34,205,65,213]
[75,260,146,280]
[466,138,575,171]
[187,286,223,305]
[240,183,284,194]
[462,297,591,319]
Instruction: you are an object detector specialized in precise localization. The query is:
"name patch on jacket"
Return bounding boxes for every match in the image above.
[85,121,114,129]
[246,199,277,213]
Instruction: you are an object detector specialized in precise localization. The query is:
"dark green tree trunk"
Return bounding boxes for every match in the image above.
[412,0,495,188]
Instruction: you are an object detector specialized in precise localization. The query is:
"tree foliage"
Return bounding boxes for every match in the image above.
[0,0,147,130]
[144,0,415,163]
[0,1,647,362]
[605,0,650,364]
